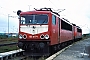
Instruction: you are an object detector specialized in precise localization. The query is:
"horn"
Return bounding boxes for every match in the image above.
[17,10,22,16]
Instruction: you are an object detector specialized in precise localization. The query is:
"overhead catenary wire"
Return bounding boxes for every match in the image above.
[48,0,66,15]
[48,0,58,9]
[0,6,17,17]
[0,12,18,18]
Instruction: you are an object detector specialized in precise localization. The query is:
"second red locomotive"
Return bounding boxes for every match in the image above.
[17,8,82,56]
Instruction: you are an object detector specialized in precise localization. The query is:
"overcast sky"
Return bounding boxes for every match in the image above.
[0,0,90,34]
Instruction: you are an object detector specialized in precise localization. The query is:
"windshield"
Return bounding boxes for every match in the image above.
[20,14,48,24]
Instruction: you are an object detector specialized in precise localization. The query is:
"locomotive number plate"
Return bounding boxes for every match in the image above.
[29,36,38,38]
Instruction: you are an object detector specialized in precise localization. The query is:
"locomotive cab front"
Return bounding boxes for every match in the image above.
[17,10,51,56]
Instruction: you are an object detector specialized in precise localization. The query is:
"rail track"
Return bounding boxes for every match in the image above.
[9,56,47,60]
[0,42,17,46]
[0,49,24,60]
[0,49,46,60]
[5,44,71,60]
[0,38,17,42]
[0,42,73,60]
[7,44,71,60]
[11,56,40,60]
[0,39,84,60]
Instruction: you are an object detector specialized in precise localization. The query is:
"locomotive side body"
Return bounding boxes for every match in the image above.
[60,19,73,43]
[50,15,73,44]
[49,15,74,52]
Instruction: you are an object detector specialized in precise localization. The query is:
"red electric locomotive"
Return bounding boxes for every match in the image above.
[17,8,82,56]
[72,24,82,41]
[76,26,82,40]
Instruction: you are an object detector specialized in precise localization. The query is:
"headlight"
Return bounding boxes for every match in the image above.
[23,34,27,39]
[40,34,44,39]
[19,34,23,39]
[44,34,49,39]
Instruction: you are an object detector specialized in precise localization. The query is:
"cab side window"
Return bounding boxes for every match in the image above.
[52,15,56,25]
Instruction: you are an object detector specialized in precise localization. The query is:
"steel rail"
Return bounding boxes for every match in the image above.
[0,42,17,46]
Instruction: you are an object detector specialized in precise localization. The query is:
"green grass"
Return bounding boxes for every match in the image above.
[0,37,18,44]
[0,45,19,53]
[0,37,19,53]
[0,40,18,44]
[82,36,90,40]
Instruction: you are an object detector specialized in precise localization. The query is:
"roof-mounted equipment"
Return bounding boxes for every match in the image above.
[34,7,60,16]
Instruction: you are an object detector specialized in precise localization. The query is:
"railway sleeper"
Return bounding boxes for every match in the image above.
[0,49,24,60]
